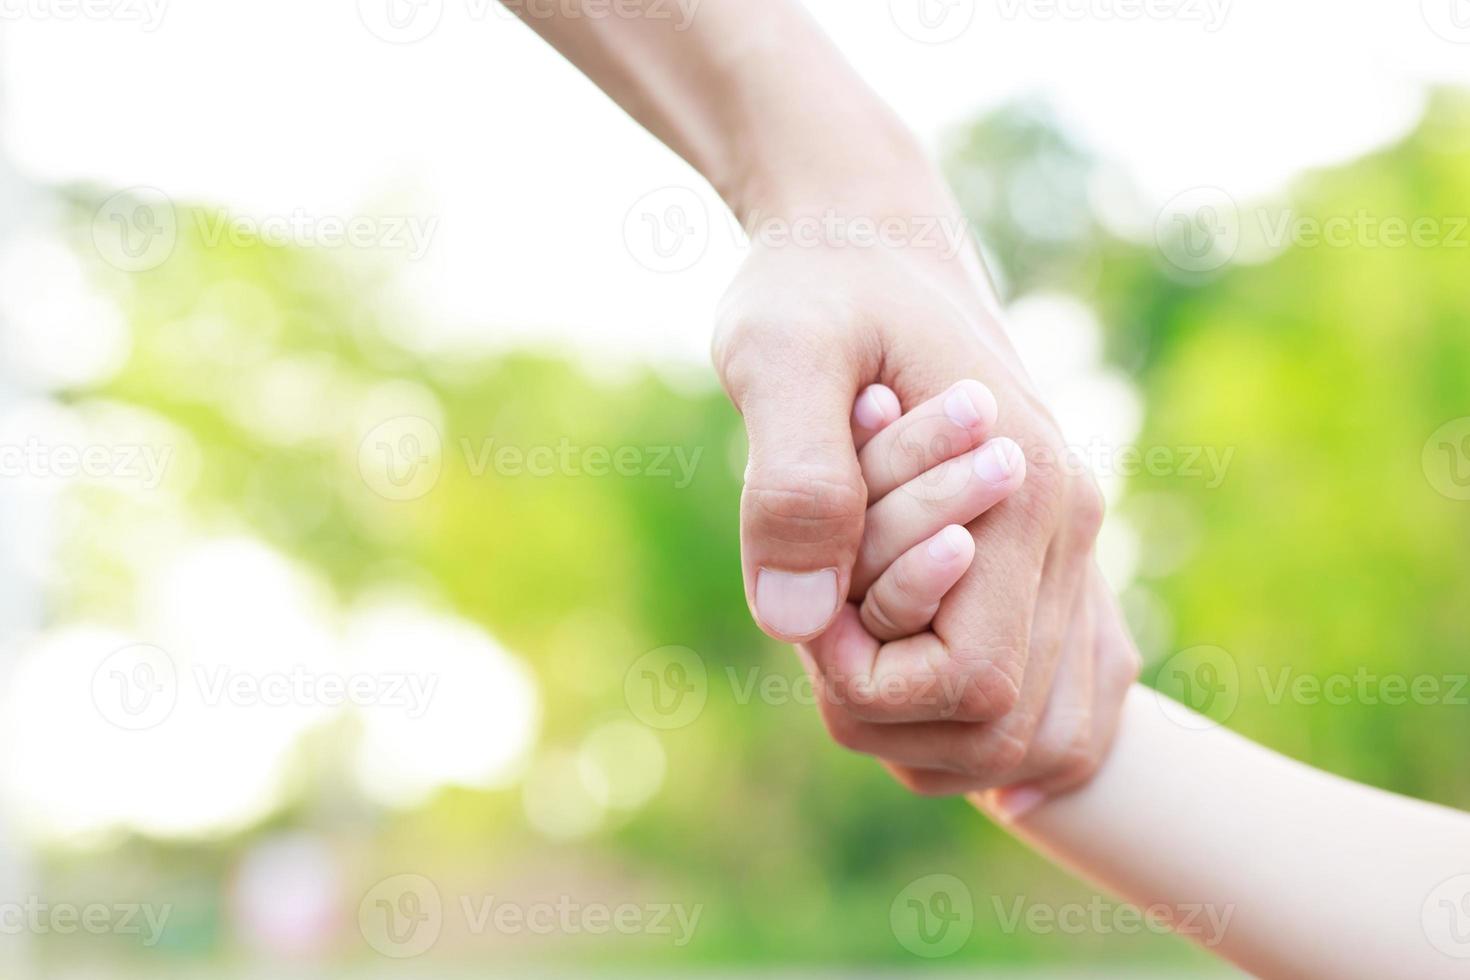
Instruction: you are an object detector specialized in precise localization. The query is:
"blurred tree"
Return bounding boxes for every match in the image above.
[40,87,1470,973]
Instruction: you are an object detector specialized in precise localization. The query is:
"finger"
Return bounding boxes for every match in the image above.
[934,511,1094,790]
[984,569,1140,820]
[823,629,1018,724]
[985,581,1098,815]
[851,384,901,452]
[859,525,975,642]
[722,338,870,641]
[806,608,996,724]
[1085,571,1143,763]
[928,458,1101,730]
[821,707,987,774]
[852,437,1025,595]
[858,379,997,503]
[803,602,880,703]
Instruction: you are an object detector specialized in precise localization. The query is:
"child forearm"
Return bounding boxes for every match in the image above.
[974,685,1470,979]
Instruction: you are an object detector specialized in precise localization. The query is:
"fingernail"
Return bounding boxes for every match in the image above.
[755,568,839,638]
[990,785,1047,823]
[944,381,997,431]
[927,525,969,562]
[974,438,1021,485]
[853,387,889,430]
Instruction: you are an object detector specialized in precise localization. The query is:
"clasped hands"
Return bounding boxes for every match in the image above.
[714,240,1140,818]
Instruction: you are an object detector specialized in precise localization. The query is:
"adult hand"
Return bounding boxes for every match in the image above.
[497,0,1132,798]
[713,211,1131,798]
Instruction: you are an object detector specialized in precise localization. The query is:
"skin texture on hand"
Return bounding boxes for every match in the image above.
[715,236,1136,797]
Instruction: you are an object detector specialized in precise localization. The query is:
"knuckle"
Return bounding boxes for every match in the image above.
[1009,440,1068,532]
[824,671,888,722]
[943,656,1022,722]
[887,559,922,603]
[1101,630,1144,686]
[1064,747,1103,786]
[975,729,1030,776]
[1056,728,1099,781]
[713,313,844,390]
[862,590,905,639]
[1013,475,1065,536]
[1047,735,1102,791]
[1071,477,1106,543]
[1121,645,1143,685]
[743,466,866,543]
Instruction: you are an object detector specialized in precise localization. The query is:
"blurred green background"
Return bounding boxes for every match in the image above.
[6,90,1470,977]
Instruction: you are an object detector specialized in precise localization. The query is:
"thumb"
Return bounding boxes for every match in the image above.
[729,352,868,642]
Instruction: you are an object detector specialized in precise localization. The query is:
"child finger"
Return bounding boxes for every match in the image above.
[859,525,975,642]
[858,379,997,503]
[852,437,1025,595]
[851,383,901,452]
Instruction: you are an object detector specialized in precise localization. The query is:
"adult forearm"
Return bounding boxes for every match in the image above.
[976,685,1470,979]
[498,0,940,221]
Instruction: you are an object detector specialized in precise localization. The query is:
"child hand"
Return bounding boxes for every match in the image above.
[798,381,1137,804]
[845,381,1025,643]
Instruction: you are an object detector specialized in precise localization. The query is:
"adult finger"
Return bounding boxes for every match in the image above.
[718,326,872,641]
[931,488,1098,790]
[984,569,1141,819]
[928,455,1102,728]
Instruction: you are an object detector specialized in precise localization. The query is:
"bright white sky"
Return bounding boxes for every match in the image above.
[2,0,1468,366]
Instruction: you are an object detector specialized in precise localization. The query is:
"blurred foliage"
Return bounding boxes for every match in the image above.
[950,91,1470,804]
[33,88,1470,973]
